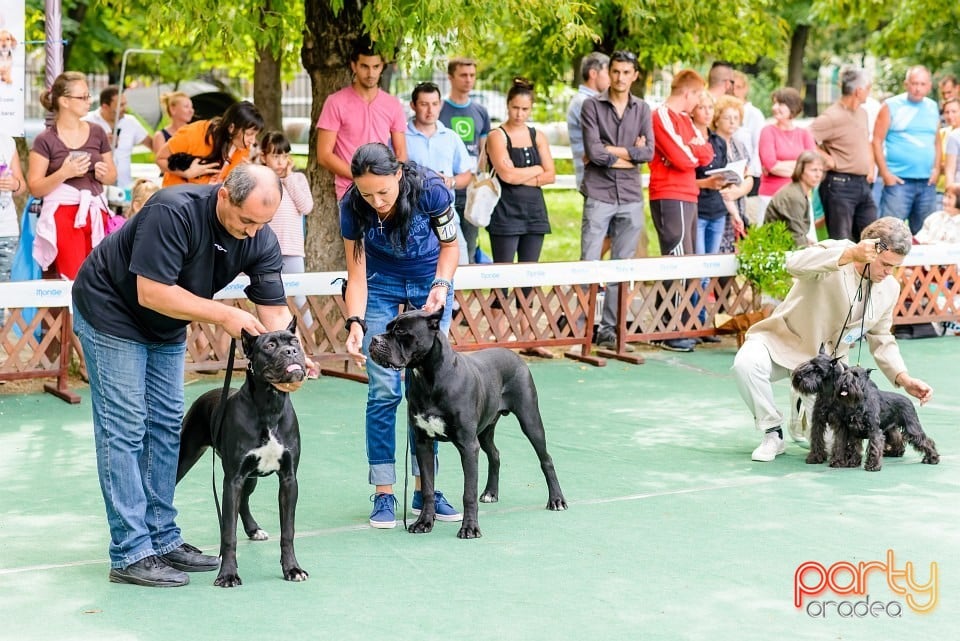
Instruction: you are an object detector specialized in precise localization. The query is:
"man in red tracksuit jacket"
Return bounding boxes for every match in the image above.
[649,69,724,352]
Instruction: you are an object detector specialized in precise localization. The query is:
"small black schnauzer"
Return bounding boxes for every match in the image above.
[791,346,846,465]
[830,366,939,471]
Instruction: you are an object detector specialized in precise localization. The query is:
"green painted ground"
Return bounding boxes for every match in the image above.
[1,337,956,640]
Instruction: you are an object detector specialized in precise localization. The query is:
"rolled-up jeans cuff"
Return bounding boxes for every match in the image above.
[368,463,396,486]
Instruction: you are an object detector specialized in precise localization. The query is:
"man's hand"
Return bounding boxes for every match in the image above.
[221,307,268,339]
[896,373,933,405]
[842,238,885,265]
[880,171,904,187]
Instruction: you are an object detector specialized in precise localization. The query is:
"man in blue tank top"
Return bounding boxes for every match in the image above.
[872,66,941,234]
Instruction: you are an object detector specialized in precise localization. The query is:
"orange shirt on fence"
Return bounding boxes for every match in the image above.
[161,119,252,187]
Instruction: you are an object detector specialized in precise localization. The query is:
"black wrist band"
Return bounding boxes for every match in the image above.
[345,316,367,334]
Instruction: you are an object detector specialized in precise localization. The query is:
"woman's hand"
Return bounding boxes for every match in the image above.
[65,153,91,179]
[187,158,222,180]
[93,161,109,184]
[424,285,448,313]
[345,325,367,367]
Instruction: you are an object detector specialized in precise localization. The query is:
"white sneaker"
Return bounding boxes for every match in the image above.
[752,432,786,462]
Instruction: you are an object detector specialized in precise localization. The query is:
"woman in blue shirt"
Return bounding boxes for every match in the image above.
[340,142,461,528]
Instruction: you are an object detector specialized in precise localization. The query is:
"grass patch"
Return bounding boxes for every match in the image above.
[476,188,661,262]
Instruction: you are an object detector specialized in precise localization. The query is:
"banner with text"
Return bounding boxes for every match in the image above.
[0,0,25,137]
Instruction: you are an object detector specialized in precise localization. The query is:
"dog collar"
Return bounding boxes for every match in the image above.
[345,316,367,334]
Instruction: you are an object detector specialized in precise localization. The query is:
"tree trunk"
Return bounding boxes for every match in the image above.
[254,46,283,133]
[787,24,809,92]
[301,0,366,271]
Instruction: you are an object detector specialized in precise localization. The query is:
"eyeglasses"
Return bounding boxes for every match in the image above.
[64,94,92,101]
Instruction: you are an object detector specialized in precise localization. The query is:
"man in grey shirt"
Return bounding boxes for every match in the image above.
[567,52,610,189]
[580,50,655,350]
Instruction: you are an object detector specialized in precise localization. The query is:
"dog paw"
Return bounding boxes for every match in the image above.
[864,464,881,472]
[922,454,940,465]
[479,492,499,503]
[805,454,826,464]
[457,523,482,539]
[546,497,567,511]
[283,567,309,582]
[248,529,269,541]
[407,518,434,534]
[214,573,243,588]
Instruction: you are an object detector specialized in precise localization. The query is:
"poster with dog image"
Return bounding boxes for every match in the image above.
[0,0,25,136]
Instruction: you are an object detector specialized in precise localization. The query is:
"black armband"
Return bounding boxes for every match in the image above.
[430,207,458,243]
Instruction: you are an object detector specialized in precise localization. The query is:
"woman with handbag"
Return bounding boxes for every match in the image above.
[485,78,555,275]
[340,142,462,529]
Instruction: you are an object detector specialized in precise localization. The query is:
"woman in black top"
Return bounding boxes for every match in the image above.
[485,78,555,269]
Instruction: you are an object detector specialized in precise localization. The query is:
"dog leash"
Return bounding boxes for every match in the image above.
[209,338,237,524]
[833,243,884,366]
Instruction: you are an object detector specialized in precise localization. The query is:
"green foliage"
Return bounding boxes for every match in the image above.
[811,0,960,79]
[735,221,795,301]
[472,0,788,94]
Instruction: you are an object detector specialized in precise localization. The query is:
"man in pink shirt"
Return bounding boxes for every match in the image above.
[316,39,408,201]
[648,69,721,352]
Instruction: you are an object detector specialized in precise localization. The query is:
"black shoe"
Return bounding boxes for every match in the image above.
[657,338,696,352]
[700,335,722,344]
[109,555,189,587]
[595,329,636,352]
[160,542,220,572]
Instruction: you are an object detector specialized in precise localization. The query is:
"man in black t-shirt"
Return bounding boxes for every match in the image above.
[73,164,302,587]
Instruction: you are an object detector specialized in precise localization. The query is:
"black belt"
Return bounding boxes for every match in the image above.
[827,171,868,182]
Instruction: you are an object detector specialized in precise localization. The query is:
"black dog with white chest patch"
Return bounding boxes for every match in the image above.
[177,317,308,586]
[369,307,567,539]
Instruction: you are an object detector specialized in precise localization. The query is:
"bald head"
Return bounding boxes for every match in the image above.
[217,164,285,239]
[224,163,282,210]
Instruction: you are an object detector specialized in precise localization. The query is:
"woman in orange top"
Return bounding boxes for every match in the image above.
[155,100,264,187]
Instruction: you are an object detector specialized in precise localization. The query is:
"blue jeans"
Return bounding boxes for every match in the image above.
[880,179,937,235]
[73,310,186,568]
[362,271,454,486]
[695,216,726,255]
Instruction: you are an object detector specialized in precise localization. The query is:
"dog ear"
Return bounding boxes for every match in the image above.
[427,306,444,331]
[241,328,257,357]
[286,316,297,334]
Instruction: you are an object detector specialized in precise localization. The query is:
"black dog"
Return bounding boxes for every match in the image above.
[368,307,566,539]
[831,366,939,471]
[177,318,308,586]
[791,346,846,465]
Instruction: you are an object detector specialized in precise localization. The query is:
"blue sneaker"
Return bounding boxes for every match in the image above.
[411,490,463,522]
[369,493,398,529]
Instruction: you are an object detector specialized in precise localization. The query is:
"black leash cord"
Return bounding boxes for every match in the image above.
[832,263,872,366]
[209,338,237,524]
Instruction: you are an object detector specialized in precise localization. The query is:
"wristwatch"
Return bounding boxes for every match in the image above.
[345,316,367,334]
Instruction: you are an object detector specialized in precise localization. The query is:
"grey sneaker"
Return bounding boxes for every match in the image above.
[160,542,220,572]
[109,555,189,587]
[595,330,636,352]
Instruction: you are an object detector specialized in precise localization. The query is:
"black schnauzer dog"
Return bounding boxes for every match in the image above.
[791,347,846,465]
[830,366,939,472]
